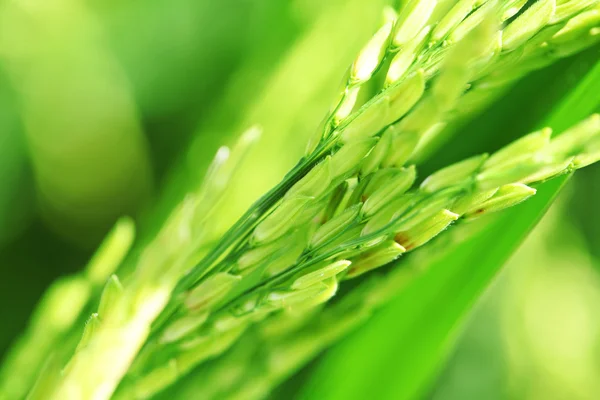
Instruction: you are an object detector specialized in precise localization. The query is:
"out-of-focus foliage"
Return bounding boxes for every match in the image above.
[0,0,153,241]
[0,70,31,247]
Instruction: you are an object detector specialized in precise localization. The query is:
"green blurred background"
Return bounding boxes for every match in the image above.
[0,0,598,398]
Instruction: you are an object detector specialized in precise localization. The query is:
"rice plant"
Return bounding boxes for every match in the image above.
[1,0,599,399]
